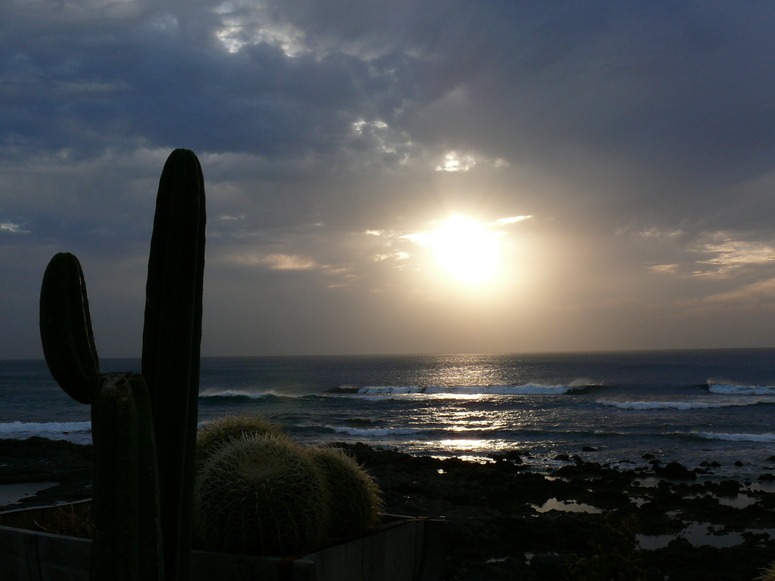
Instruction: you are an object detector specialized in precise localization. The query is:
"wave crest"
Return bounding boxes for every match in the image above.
[599,399,768,411]
[0,421,92,444]
[708,383,775,396]
[330,426,422,437]
[692,431,775,443]
[198,389,312,401]
[356,384,590,396]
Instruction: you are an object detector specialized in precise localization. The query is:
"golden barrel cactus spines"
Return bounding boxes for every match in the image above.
[196,413,284,468]
[39,252,100,405]
[193,434,332,555]
[312,445,385,537]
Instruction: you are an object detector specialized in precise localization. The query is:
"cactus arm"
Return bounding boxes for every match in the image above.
[39,252,100,404]
[90,373,163,581]
[142,148,206,581]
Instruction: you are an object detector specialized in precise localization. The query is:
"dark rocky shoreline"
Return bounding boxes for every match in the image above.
[2,437,774,580]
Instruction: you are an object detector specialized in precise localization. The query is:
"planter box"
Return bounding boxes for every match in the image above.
[0,501,443,581]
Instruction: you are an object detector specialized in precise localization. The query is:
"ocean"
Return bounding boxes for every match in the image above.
[1,349,774,481]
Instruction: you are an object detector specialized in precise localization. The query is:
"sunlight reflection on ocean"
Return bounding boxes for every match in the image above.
[1,350,774,479]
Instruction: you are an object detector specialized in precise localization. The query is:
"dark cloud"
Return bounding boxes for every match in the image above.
[2,1,775,357]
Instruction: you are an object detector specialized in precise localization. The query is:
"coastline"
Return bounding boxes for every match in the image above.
[1,437,774,580]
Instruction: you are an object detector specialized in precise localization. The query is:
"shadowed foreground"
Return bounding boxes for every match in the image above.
[1,437,774,581]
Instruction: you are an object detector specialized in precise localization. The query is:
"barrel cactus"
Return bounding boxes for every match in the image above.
[759,562,775,581]
[312,445,384,537]
[194,434,332,555]
[196,413,283,468]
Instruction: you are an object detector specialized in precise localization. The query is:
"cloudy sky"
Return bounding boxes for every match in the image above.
[3,0,775,359]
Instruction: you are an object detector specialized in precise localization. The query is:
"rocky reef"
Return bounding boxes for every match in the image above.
[2,437,774,580]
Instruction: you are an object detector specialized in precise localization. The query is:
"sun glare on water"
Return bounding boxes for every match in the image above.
[431,216,500,285]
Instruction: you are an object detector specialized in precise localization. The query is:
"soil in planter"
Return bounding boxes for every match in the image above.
[29,503,95,538]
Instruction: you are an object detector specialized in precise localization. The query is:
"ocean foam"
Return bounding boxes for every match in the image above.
[693,432,775,443]
[330,426,422,437]
[357,386,424,395]
[0,421,91,436]
[0,421,92,444]
[708,383,775,396]
[599,400,764,411]
[356,384,585,396]
[199,389,279,399]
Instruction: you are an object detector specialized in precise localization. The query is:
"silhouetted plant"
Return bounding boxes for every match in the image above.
[757,562,775,581]
[39,148,205,581]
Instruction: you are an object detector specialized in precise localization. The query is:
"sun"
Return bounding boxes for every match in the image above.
[431,216,500,285]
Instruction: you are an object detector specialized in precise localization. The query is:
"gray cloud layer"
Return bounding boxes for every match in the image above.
[2,0,775,357]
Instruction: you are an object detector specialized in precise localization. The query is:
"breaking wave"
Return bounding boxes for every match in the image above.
[708,383,775,396]
[199,388,280,399]
[198,389,317,401]
[0,421,92,443]
[599,399,770,411]
[355,383,593,396]
[328,426,424,437]
[691,432,775,443]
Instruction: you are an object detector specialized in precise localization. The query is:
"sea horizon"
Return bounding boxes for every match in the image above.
[1,349,774,482]
[4,344,775,363]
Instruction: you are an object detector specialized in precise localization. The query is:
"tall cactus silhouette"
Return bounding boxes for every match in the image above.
[142,148,206,581]
[39,148,206,581]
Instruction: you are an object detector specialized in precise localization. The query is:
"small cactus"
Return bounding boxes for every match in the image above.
[196,413,283,468]
[194,434,331,555]
[312,445,384,537]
